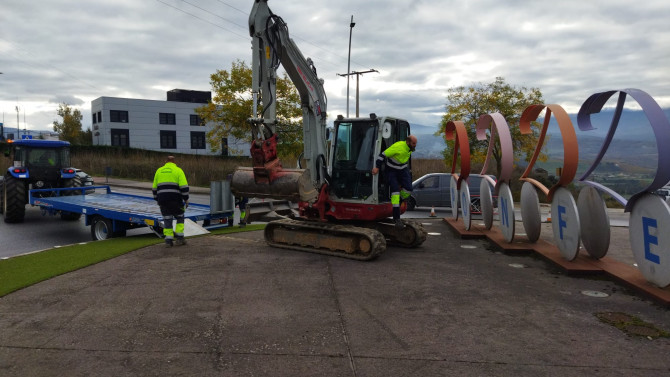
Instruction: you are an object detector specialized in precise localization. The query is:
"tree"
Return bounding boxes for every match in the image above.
[81,128,93,145]
[437,77,546,177]
[53,103,84,144]
[196,59,303,157]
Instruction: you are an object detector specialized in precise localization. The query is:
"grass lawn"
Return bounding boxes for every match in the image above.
[0,224,265,297]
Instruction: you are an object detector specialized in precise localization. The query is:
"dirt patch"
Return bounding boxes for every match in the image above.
[596,311,670,339]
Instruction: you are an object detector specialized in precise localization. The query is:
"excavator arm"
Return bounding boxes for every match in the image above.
[236,0,328,202]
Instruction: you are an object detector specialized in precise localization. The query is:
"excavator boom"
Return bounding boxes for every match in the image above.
[231,0,427,260]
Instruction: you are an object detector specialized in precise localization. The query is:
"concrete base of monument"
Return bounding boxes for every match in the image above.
[443,217,670,307]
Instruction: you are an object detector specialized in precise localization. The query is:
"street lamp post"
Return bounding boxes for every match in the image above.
[346,15,355,117]
[0,72,3,140]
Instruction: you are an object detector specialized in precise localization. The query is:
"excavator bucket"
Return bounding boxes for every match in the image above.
[230,167,318,203]
[245,200,297,223]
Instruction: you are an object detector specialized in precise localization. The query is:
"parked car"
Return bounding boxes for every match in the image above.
[407,173,496,211]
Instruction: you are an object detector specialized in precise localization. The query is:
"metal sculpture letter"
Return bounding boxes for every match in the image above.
[577,89,670,287]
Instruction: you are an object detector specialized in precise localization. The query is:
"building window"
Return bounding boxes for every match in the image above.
[221,137,229,157]
[159,113,176,125]
[191,131,206,149]
[110,110,129,123]
[190,114,203,126]
[160,130,177,149]
[97,111,102,123]
[111,129,129,147]
[92,114,97,124]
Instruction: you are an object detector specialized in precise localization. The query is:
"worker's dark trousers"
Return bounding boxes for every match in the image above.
[159,201,185,240]
[235,197,249,223]
[386,168,412,220]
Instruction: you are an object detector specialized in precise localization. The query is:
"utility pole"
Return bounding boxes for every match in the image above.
[345,15,355,117]
[0,72,4,140]
[337,69,379,117]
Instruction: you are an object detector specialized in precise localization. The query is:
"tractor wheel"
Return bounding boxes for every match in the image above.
[61,176,83,220]
[63,176,84,195]
[3,175,26,223]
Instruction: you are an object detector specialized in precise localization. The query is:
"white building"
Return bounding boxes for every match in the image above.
[91,89,243,156]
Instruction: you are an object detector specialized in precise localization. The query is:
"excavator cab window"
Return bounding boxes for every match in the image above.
[331,121,377,200]
[398,119,411,171]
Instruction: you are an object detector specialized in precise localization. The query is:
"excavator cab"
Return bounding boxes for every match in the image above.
[329,115,410,204]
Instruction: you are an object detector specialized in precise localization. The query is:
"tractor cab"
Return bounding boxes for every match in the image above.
[4,139,78,188]
[1,139,93,223]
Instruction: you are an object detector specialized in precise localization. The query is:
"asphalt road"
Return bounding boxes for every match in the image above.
[2,221,669,376]
[0,179,631,261]
[0,184,448,259]
[0,188,214,259]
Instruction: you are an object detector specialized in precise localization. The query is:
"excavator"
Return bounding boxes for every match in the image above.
[231,0,427,260]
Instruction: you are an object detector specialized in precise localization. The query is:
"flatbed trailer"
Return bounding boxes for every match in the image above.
[29,185,234,240]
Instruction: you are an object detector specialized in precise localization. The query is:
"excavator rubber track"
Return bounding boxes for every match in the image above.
[364,219,428,248]
[264,218,387,261]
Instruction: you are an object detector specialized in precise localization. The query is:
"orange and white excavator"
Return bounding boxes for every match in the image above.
[231,0,426,260]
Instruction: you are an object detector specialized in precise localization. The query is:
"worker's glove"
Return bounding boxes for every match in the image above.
[184,200,189,209]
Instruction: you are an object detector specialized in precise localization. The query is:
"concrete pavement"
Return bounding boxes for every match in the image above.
[1,223,669,376]
[1,178,669,376]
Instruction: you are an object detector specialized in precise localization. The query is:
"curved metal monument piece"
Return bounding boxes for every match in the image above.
[518,104,581,260]
[577,89,670,287]
[444,120,472,228]
[475,113,513,234]
[443,89,670,288]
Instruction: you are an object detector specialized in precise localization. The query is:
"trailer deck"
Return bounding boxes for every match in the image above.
[29,186,233,240]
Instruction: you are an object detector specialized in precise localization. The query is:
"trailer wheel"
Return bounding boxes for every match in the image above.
[3,175,26,223]
[91,216,114,240]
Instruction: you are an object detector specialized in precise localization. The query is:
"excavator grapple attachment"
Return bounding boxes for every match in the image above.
[231,167,318,203]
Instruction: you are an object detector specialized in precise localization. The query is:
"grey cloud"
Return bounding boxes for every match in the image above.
[0,0,668,133]
[50,96,85,106]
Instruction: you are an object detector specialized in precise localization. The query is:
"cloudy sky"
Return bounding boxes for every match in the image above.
[1,0,668,134]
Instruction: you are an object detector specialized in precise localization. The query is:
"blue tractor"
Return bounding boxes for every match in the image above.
[1,139,93,223]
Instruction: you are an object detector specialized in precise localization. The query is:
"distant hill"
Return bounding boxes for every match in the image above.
[0,127,58,141]
[410,107,670,161]
[544,108,669,171]
[409,123,445,158]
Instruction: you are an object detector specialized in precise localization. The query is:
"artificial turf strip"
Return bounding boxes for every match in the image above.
[0,224,265,297]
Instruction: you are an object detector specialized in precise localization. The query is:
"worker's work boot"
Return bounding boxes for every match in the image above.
[395,219,405,230]
[239,219,246,228]
[165,239,174,248]
[175,237,187,246]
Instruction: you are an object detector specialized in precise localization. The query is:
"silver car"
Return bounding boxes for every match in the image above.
[407,173,495,211]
